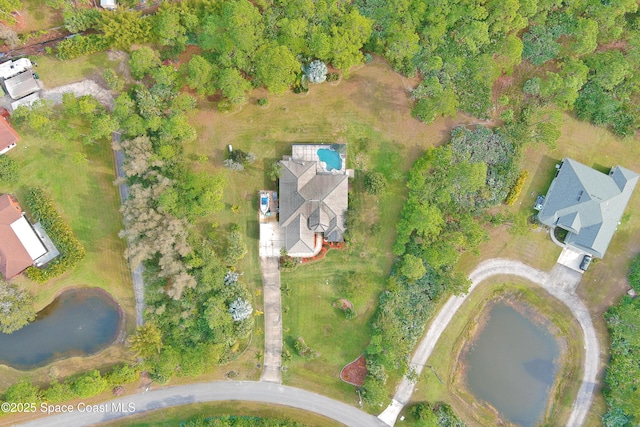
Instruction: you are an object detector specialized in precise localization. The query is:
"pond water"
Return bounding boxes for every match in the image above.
[0,288,121,369]
[317,148,342,171]
[465,302,559,427]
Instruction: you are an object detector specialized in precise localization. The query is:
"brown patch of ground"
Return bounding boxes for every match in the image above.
[332,298,354,311]
[340,354,367,387]
[596,40,628,52]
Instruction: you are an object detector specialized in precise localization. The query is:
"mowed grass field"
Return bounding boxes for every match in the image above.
[15,0,62,34]
[0,126,135,390]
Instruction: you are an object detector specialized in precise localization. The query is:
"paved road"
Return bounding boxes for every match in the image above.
[113,144,145,327]
[16,381,386,427]
[259,256,283,383]
[378,258,599,427]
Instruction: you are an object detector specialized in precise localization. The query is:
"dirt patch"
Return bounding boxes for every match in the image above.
[41,80,115,110]
[340,354,367,387]
[332,298,354,311]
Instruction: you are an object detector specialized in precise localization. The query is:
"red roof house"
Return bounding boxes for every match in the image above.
[0,116,19,155]
[0,194,48,280]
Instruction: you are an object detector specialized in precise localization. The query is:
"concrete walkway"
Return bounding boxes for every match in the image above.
[378,258,599,427]
[259,256,283,383]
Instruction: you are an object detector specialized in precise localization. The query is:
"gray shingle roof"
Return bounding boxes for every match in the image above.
[538,158,638,258]
[278,147,349,256]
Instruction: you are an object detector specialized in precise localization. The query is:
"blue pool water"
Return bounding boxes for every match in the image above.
[317,149,342,171]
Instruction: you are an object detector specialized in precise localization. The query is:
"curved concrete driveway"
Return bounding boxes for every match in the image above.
[378,258,599,427]
[17,381,386,427]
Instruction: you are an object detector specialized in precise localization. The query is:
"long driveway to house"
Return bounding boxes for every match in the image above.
[378,258,599,427]
[16,381,386,427]
[260,256,283,383]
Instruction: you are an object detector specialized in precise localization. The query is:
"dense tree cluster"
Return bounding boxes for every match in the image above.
[602,255,640,425]
[58,1,372,100]
[362,126,523,406]
[112,57,253,384]
[354,0,640,136]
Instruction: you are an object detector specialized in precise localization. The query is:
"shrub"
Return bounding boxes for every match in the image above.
[326,72,340,82]
[56,34,110,60]
[43,381,74,404]
[364,171,387,195]
[24,188,86,282]
[71,370,108,398]
[344,307,357,320]
[105,364,140,387]
[103,69,124,92]
[0,155,18,183]
[257,97,268,106]
[294,337,319,360]
[628,254,640,293]
[505,170,529,205]
[304,60,328,83]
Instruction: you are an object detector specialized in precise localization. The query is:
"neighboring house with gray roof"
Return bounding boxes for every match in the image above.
[537,158,638,258]
[279,144,350,257]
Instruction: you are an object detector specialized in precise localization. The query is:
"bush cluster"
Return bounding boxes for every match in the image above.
[0,156,19,183]
[56,34,110,60]
[505,169,529,205]
[24,188,86,282]
[0,364,140,413]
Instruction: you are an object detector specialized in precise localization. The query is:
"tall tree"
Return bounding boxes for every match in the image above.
[254,44,299,94]
[198,0,264,72]
[0,281,36,334]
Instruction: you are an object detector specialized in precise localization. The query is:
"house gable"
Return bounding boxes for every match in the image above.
[538,158,638,258]
[278,145,350,257]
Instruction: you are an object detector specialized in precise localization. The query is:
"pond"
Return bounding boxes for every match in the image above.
[465,302,560,427]
[0,288,122,370]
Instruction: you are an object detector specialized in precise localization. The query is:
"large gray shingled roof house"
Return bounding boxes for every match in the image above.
[537,158,638,258]
[278,144,350,257]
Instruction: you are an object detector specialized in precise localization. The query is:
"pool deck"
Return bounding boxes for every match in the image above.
[291,143,347,174]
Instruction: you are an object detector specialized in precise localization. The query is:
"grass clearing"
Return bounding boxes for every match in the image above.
[101,401,341,427]
[17,0,62,33]
[32,53,121,88]
[410,279,584,426]
[0,128,134,390]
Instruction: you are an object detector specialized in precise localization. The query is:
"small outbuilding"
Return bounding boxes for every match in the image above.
[4,71,40,100]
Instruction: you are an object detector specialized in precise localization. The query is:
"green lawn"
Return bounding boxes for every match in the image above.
[32,53,122,88]
[18,0,62,34]
[0,125,135,390]
[101,401,341,427]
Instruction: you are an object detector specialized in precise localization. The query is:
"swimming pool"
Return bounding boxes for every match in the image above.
[317,148,342,171]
